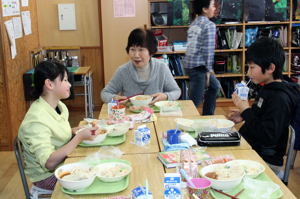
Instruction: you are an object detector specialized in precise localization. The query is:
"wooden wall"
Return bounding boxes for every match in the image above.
[0,0,40,150]
[36,0,103,109]
[36,0,100,46]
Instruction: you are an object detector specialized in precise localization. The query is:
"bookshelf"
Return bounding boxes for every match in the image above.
[148,0,300,102]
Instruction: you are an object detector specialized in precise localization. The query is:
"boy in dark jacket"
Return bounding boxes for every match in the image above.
[228,37,300,174]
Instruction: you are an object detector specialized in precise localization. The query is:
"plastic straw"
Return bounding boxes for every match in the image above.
[245,79,251,86]
[179,168,196,188]
[145,179,149,199]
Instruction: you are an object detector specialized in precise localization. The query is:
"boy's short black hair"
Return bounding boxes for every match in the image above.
[246,37,285,80]
[126,28,157,55]
[192,0,213,15]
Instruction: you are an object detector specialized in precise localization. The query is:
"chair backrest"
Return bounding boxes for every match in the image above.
[282,125,296,185]
[14,137,31,199]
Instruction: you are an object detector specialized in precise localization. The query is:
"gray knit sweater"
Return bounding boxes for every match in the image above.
[101,58,181,103]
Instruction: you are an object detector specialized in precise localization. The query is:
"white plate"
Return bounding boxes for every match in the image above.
[93,162,132,182]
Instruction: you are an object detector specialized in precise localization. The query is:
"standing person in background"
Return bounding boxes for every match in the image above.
[184,0,220,115]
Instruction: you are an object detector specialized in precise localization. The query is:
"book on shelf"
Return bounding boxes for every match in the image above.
[157,149,210,168]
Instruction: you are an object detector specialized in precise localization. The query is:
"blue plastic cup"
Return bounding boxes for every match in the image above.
[167,129,181,144]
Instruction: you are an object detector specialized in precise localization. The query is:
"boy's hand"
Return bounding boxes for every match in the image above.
[227,109,243,124]
[232,93,250,112]
[150,93,168,105]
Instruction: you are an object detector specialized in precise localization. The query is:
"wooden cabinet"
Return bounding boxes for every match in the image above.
[148,0,299,103]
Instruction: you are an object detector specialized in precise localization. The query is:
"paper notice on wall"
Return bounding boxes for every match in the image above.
[113,0,135,17]
[21,0,29,7]
[2,0,20,17]
[4,20,17,59]
[13,17,23,39]
[21,11,32,35]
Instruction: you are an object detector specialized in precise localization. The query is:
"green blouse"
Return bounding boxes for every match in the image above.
[18,97,72,182]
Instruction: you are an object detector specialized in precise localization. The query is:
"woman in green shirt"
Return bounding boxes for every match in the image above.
[18,61,98,191]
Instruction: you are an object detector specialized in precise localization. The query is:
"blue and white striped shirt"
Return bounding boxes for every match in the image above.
[184,16,216,70]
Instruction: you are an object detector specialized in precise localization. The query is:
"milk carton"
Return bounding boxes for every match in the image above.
[134,125,151,146]
[164,173,181,199]
[132,186,153,199]
[235,81,249,100]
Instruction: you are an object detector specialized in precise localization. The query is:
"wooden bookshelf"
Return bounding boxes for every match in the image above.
[174,75,189,80]
[149,0,297,102]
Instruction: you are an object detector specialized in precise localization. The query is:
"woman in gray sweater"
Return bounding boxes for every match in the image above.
[101,28,181,104]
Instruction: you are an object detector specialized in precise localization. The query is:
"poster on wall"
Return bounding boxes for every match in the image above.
[4,20,17,59]
[113,0,135,17]
[21,11,32,35]
[1,0,20,17]
[13,17,23,39]
[21,0,29,7]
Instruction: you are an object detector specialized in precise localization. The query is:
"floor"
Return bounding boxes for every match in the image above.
[0,108,299,198]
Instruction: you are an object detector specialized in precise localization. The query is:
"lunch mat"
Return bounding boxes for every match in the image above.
[61,159,130,195]
[210,173,283,199]
[79,134,126,147]
[129,105,160,113]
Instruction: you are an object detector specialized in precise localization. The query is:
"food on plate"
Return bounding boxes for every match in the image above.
[205,171,218,179]
[59,171,71,179]
[57,166,94,181]
[99,165,129,178]
[135,95,151,100]
[55,163,96,191]
[204,164,244,180]
[130,95,153,106]
[94,162,132,182]
[112,104,126,109]
[226,160,265,178]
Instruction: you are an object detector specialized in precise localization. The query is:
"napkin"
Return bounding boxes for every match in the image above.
[243,177,281,199]
[163,139,190,151]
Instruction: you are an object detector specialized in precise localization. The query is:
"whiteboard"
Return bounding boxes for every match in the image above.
[58,4,76,30]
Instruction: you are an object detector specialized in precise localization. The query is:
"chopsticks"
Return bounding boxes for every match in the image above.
[234,189,245,197]
[212,188,245,199]
[118,93,143,102]
[213,189,238,199]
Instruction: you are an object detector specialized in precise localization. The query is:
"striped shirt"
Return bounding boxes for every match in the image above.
[184,16,216,70]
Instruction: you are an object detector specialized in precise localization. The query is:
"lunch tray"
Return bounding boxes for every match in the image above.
[61,159,130,195]
[210,173,283,199]
[129,105,160,113]
[79,134,126,147]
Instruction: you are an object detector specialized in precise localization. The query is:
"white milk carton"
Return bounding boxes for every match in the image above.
[134,125,151,146]
[164,173,181,199]
[132,186,153,199]
[235,81,249,100]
